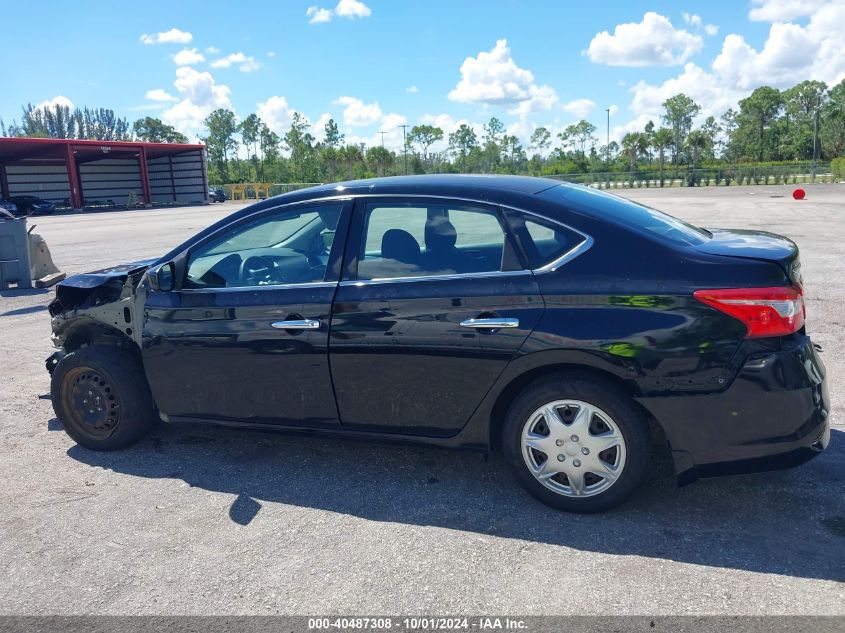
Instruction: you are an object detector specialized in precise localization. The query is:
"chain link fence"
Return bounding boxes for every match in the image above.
[547,163,836,189]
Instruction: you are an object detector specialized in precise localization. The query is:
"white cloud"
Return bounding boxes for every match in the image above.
[335,0,371,18]
[585,12,703,66]
[683,12,703,28]
[312,112,333,142]
[625,1,845,133]
[683,11,719,36]
[35,95,74,111]
[210,52,261,72]
[749,0,827,22]
[405,85,419,93]
[140,28,192,45]
[145,88,178,102]
[161,66,233,137]
[346,112,408,151]
[206,46,220,54]
[713,3,845,89]
[609,105,620,116]
[335,96,383,127]
[307,0,371,23]
[257,96,301,135]
[509,85,560,117]
[267,51,277,57]
[448,39,560,118]
[173,48,205,66]
[307,6,333,23]
[561,98,596,119]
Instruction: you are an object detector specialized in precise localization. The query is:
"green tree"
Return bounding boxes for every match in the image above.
[204,108,239,182]
[323,118,344,149]
[529,127,551,155]
[365,145,394,176]
[448,124,479,173]
[239,113,262,180]
[736,86,784,161]
[621,132,649,170]
[821,79,845,158]
[132,117,188,143]
[284,112,316,182]
[407,125,444,164]
[651,127,674,186]
[662,94,701,169]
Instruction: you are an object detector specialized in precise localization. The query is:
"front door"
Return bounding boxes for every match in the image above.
[142,201,350,427]
[329,197,544,436]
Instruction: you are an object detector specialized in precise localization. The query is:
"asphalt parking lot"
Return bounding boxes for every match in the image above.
[0,184,843,615]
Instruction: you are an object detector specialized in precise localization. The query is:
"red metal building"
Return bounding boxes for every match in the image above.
[0,137,208,210]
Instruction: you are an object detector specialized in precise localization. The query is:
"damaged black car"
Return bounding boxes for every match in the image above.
[47,175,830,513]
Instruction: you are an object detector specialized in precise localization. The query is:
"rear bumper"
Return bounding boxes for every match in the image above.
[636,335,830,485]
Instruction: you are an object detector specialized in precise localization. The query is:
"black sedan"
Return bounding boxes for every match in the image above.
[46,175,830,512]
[8,195,56,215]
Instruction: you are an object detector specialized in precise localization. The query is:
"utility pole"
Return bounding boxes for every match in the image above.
[398,125,409,175]
[378,131,386,148]
[605,108,611,188]
[812,94,820,180]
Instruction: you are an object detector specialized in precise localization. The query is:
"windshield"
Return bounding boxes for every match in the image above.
[545,185,711,247]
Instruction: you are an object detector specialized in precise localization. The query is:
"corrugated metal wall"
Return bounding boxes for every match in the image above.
[3,149,207,208]
[5,161,71,205]
[147,150,206,204]
[79,158,143,205]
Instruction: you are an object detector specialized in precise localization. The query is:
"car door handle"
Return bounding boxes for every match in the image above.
[271,319,321,330]
[460,317,519,329]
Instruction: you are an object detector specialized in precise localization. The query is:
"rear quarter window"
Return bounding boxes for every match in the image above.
[505,210,587,269]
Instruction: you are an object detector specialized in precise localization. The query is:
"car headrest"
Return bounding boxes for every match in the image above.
[381,229,421,264]
[425,217,457,251]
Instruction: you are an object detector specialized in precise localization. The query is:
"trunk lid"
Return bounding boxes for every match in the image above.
[696,228,802,286]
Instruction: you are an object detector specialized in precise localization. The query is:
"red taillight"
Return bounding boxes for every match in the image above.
[693,286,805,338]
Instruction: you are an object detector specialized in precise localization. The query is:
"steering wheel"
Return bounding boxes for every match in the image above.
[239,255,276,285]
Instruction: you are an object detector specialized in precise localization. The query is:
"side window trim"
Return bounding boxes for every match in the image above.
[177,199,352,292]
[341,196,526,283]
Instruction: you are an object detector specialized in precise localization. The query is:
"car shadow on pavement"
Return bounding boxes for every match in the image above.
[67,423,844,582]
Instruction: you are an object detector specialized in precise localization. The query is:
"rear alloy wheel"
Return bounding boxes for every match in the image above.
[504,374,648,512]
[51,345,154,450]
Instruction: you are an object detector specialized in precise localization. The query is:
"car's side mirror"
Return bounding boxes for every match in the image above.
[147,261,176,292]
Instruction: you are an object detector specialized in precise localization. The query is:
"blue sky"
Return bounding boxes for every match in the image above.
[1,0,842,151]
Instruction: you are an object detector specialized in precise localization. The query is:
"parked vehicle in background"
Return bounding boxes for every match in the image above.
[45,175,830,513]
[8,195,56,215]
[0,200,20,216]
[208,188,227,203]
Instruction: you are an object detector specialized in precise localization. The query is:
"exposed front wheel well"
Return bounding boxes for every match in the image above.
[488,364,667,452]
[62,322,138,355]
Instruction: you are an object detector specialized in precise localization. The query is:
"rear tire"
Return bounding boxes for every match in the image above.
[503,372,649,513]
[51,346,154,450]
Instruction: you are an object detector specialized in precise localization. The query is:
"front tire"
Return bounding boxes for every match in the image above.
[51,346,154,450]
[503,373,649,513]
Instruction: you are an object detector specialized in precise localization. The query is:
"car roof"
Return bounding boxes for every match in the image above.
[282,174,564,201]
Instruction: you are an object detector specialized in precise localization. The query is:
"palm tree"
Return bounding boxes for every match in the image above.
[621,132,649,171]
[651,127,674,187]
[686,130,710,170]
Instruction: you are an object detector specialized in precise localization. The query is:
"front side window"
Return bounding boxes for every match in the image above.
[357,201,517,280]
[185,204,342,288]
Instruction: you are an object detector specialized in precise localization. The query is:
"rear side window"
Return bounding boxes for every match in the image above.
[356,201,519,280]
[505,211,586,269]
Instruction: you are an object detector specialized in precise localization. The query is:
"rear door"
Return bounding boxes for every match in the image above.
[328,197,545,437]
[142,200,350,428]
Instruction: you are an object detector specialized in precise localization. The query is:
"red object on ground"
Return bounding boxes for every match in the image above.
[793,188,806,200]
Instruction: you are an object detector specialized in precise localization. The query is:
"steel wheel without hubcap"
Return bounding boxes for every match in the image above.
[61,366,121,440]
[521,399,627,498]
